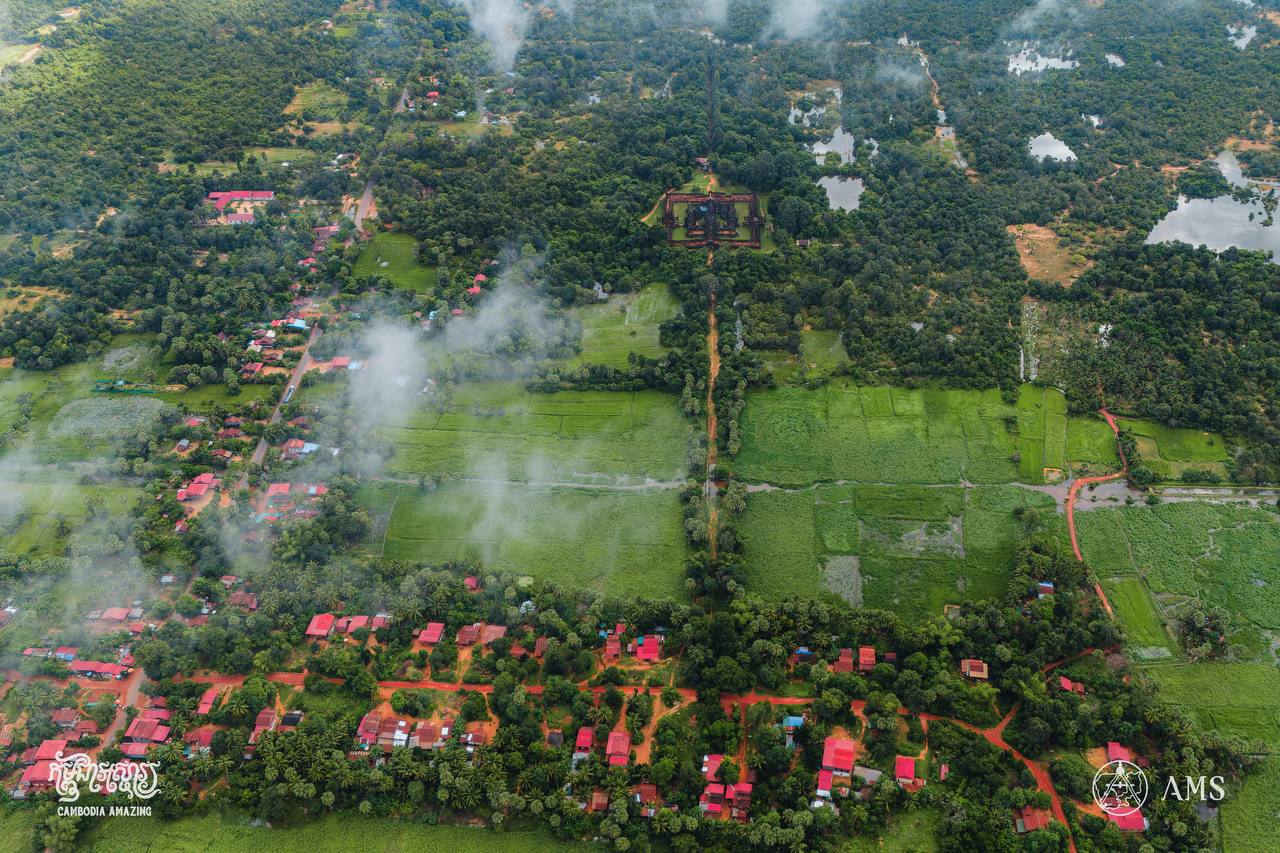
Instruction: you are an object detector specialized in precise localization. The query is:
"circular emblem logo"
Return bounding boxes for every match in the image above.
[1092,760,1149,816]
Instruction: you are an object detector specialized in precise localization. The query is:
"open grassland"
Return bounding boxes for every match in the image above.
[1143,663,1280,853]
[740,483,1060,617]
[364,480,686,599]
[80,813,596,852]
[0,476,140,558]
[354,232,438,293]
[376,384,689,485]
[568,283,678,369]
[1099,576,1176,659]
[1076,503,1280,654]
[1015,384,1121,482]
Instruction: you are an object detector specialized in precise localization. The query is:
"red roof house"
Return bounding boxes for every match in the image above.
[1058,675,1085,695]
[305,613,335,638]
[635,635,661,662]
[859,645,876,672]
[1104,804,1148,832]
[604,637,621,661]
[1013,804,1052,833]
[894,756,920,790]
[702,753,725,781]
[832,647,854,673]
[605,731,630,766]
[456,623,481,646]
[960,658,989,680]
[418,622,445,644]
[196,686,221,715]
[574,726,594,754]
[821,736,856,776]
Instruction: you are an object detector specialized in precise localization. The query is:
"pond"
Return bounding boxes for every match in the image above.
[1028,132,1076,162]
[811,126,858,164]
[1007,43,1079,74]
[1146,152,1278,260]
[817,176,864,211]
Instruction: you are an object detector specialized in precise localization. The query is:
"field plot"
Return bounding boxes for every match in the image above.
[353,232,438,292]
[1119,417,1230,481]
[283,80,348,118]
[740,483,1060,616]
[81,813,595,853]
[1014,385,1120,482]
[1143,663,1280,853]
[0,475,140,558]
[377,384,689,485]
[842,808,940,852]
[798,329,850,375]
[568,283,678,369]
[368,481,686,599]
[735,383,1024,485]
[1076,502,1280,656]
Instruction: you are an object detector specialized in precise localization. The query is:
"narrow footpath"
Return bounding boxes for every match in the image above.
[1064,408,1127,617]
[705,266,720,558]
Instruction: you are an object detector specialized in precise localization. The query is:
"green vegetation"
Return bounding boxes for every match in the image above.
[354,233,439,293]
[1120,417,1231,481]
[842,808,940,852]
[80,813,595,852]
[368,480,687,599]
[1144,663,1280,853]
[0,476,140,558]
[568,283,679,369]
[741,483,1061,616]
[377,384,689,484]
[797,329,850,375]
[1099,576,1175,659]
[284,81,349,119]
[1077,502,1280,655]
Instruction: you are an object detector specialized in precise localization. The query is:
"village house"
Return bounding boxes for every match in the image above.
[859,645,876,673]
[418,622,445,644]
[960,658,989,680]
[50,708,79,729]
[1057,675,1085,695]
[305,613,336,638]
[782,714,804,748]
[1013,804,1052,834]
[197,686,221,715]
[245,707,278,757]
[177,472,220,502]
[632,783,664,817]
[699,782,725,815]
[832,647,854,673]
[821,736,856,778]
[895,756,922,792]
[605,731,630,766]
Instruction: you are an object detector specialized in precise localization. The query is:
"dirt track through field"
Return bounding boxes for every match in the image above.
[1065,408,1125,617]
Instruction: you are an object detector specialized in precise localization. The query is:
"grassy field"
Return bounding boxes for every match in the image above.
[1142,663,1280,853]
[80,813,596,852]
[284,80,348,118]
[1076,502,1280,655]
[797,329,850,375]
[367,480,687,598]
[354,233,438,293]
[740,483,1060,616]
[365,381,690,597]
[568,283,678,369]
[1099,575,1176,659]
[0,476,140,558]
[735,383,1028,486]
[842,808,940,852]
[376,383,689,485]
[1119,417,1231,481]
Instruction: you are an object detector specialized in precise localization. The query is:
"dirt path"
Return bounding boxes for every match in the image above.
[1064,408,1125,617]
[705,270,720,558]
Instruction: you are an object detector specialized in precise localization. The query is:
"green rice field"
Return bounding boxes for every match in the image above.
[740,483,1061,616]
[0,476,140,558]
[568,283,679,369]
[1119,417,1231,481]
[1143,663,1280,853]
[1076,503,1280,651]
[354,232,438,293]
[376,383,689,485]
[364,480,687,598]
